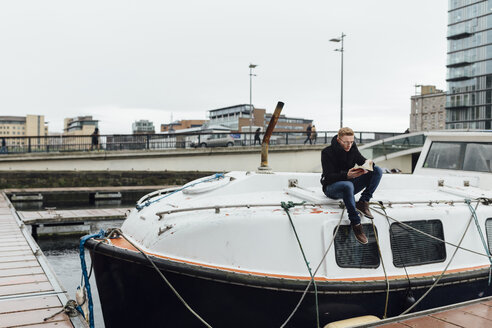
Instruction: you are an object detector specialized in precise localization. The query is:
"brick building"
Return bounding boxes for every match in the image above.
[410,85,446,132]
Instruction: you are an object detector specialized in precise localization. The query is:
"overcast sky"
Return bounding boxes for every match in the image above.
[0,1,447,134]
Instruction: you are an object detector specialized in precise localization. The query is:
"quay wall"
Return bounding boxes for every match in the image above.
[0,145,414,188]
[0,145,325,174]
[0,170,212,189]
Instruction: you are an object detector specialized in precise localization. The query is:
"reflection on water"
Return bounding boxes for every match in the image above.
[37,220,124,328]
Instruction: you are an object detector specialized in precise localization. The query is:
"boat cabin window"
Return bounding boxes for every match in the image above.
[390,220,446,267]
[463,143,492,172]
[486,218,492,254]
[334,224,380,268]
[423,141,492,172]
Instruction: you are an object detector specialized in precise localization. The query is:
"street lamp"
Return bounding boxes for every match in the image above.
[249,63,257,145]
[330,33,346,129]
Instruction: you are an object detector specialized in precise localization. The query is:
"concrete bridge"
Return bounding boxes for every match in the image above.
[0,132,425,174]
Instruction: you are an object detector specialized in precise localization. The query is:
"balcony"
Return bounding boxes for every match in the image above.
[447,25,473,40]
[446,66,474,82]
[447,31,473,40]
[446,60,471,68]
[445,99,471,110]
[446,76,472,82]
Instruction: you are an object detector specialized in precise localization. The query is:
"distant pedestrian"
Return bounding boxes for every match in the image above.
[303,124,312,145]
[403,128,410,146]
[0,138,6,154]
[254,128,261,145]
[311,125,317,144]
[90,128,100,151]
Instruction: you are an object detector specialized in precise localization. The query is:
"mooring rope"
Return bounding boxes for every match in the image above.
[373,201,414,317]
[280,205,345,328]
[465,199,492,285]
[105,228,213,328]
[43,299,80,322]
[281,201,320,328]
[370,220,390,319]
[399,199,479,315]
[79,229,105,328]
[374,202,412,289]
[370,205,492,260]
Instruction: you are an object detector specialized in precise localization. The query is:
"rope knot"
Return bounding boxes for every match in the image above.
[43,300,80,322]
[281,201,306,211]
[106,228,123,239]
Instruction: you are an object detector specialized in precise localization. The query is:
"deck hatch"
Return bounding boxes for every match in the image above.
[334,224,380,268]
[390,220,446,267]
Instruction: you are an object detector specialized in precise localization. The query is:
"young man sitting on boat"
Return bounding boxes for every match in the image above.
[321,127,383,244]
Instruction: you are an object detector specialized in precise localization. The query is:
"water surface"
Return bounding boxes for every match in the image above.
[37,220,124,328]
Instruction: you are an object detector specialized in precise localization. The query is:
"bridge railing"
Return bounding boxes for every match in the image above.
[359,132,426,159]
[0,131,402,154]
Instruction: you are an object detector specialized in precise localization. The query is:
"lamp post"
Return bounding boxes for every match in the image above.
[249,63,257,145]
[330,33,346,129]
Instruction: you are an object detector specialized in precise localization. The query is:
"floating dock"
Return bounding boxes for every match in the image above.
[369,295,492,327]
[3,185,171,195]
[18,207,131,225]
[0,192,85,327]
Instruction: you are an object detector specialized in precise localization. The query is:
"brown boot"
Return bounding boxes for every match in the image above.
[352,224,368,244]
[356,201,374,219]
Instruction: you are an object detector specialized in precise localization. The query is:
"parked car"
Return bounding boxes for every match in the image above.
[191,134,235,148]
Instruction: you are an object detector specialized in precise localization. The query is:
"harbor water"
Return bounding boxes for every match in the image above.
[37,220,124,328]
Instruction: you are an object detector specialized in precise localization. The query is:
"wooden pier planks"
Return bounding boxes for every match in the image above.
[18,207,131,225]
[0,193,75,328]
[379,297,492,327]
[0,296,73,328]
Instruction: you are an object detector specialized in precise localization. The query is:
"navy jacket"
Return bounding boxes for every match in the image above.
[321,135,366,190]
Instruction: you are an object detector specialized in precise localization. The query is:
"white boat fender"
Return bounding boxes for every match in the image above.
[324,315,380,328]
[76,285,89,322]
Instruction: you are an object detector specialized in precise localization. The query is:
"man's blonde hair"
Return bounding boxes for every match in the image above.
[338,127,354,138]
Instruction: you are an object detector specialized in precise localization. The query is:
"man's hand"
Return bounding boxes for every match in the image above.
[347,167,367,179]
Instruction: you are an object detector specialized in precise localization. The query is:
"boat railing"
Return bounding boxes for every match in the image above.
[154,199,473,220]
[137,186,182,205]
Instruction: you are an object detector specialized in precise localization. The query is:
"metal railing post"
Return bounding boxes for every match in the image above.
[146,135,150,150]
[28,137,31,153]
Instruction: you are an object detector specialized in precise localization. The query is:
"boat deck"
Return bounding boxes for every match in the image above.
[0,192,83,328]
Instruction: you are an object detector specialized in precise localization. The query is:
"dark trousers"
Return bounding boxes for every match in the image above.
[323,166,383,225]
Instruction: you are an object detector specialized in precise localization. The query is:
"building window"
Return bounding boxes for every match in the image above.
[390,220,446,267]
[334,224,380,268]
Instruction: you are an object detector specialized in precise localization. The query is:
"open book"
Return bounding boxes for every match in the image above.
[352,160,374,172]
